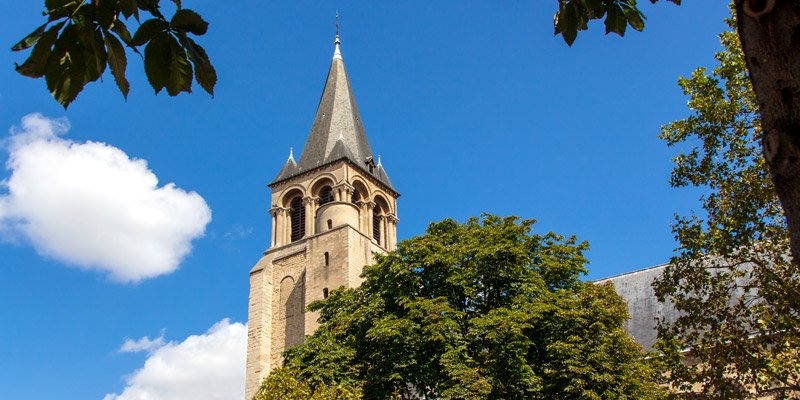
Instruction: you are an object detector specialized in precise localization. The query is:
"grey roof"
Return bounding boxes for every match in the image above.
[374,163,394,189]
[595,264,675,351]
[270,46,396,193]
[273,155,299,182]
[598,260,757,351]
[326,136,356,164]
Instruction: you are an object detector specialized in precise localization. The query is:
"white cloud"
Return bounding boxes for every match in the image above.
[224,224,253,241]
[0,113,212,282]
[119,331,166,354]
[104,319,246,400]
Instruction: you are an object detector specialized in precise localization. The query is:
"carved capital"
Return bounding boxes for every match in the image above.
[269,206,288,217]
[302,196,319,206]
[333,182,354,192]
[385,213,400,224]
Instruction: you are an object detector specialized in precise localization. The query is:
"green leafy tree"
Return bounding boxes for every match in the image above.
[12,0,216,108]
[553,0,800,269]
[653,11,800,399]
[261,215,664,400]
[254,367,363,400]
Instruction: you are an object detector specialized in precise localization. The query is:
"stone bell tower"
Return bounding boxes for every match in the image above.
[244,33,399,399]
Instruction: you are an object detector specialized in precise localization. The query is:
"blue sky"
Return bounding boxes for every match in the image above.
[1,1,730,399]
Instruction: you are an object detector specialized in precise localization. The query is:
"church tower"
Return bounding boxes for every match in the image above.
[244,34,400,399]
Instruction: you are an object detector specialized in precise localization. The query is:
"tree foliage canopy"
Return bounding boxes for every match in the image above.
[254,367,363,400]
[653,11,800,399]
[12,0,216,108]
[553,0,680,46]
[259,215,663,400]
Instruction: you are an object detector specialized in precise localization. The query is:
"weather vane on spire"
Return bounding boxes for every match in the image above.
[335,10,340,37]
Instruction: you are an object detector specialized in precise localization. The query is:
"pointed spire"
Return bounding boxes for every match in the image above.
[274,148,299,182]
[374,156,394,188]
[296,30,373,173]
[270,30,397,194]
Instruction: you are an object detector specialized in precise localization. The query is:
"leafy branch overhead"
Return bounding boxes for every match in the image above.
[12,0,217,108]
[554,0,681,45]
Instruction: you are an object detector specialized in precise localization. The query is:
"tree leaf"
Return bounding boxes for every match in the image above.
[604,5,627,36]
[118,0,138,19]
[15,21,65,78]
[95,0,118,30]
[144,31,193,96]
[45,1,81,21]
[105,33,130,98]
[136,0,159,14]
[180,35,216,95]
[554,3,578,46]
[584,0,604,19]
[45,0,73,10]
[110,19,134,46]
[625,9,646,32]
[169,0,182,10]
[12,23,48,51]
[144,31,170,93]
[76,19,107,82]
[171,9,208,35]
[44,24,88,108]
[164,33,193,96]
[131,18,165,46]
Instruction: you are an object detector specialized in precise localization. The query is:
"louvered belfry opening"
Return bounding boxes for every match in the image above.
[351,189,360,204]
[373,207,381,244]
[319,186,334,205]
[290,196,305,242]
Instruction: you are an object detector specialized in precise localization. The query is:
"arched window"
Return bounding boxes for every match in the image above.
[319,186,333,205]
[327,219,333,230]
[373,207,381,244]
[290,196,305,242]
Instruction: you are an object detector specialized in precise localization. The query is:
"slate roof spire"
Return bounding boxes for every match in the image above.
[272,31,395,192]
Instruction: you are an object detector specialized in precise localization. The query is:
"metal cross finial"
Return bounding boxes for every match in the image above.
[335,10,340,37]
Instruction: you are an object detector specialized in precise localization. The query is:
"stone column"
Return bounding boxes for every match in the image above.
[284,210,291,245]
[355,200,365,233]
[333,182,353,203]
[386,214,399,250]
[364,201,376,240]
[269,206,280,247]
[384,217,390,249]
[303,196,316,237]
[270,207,289,247]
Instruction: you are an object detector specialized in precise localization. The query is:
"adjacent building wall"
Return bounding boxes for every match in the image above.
[596,264,677,351]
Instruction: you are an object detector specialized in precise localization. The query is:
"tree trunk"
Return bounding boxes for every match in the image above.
[736,0,800,265]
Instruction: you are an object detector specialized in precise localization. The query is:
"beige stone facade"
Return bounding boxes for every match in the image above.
[244,35,399,400]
